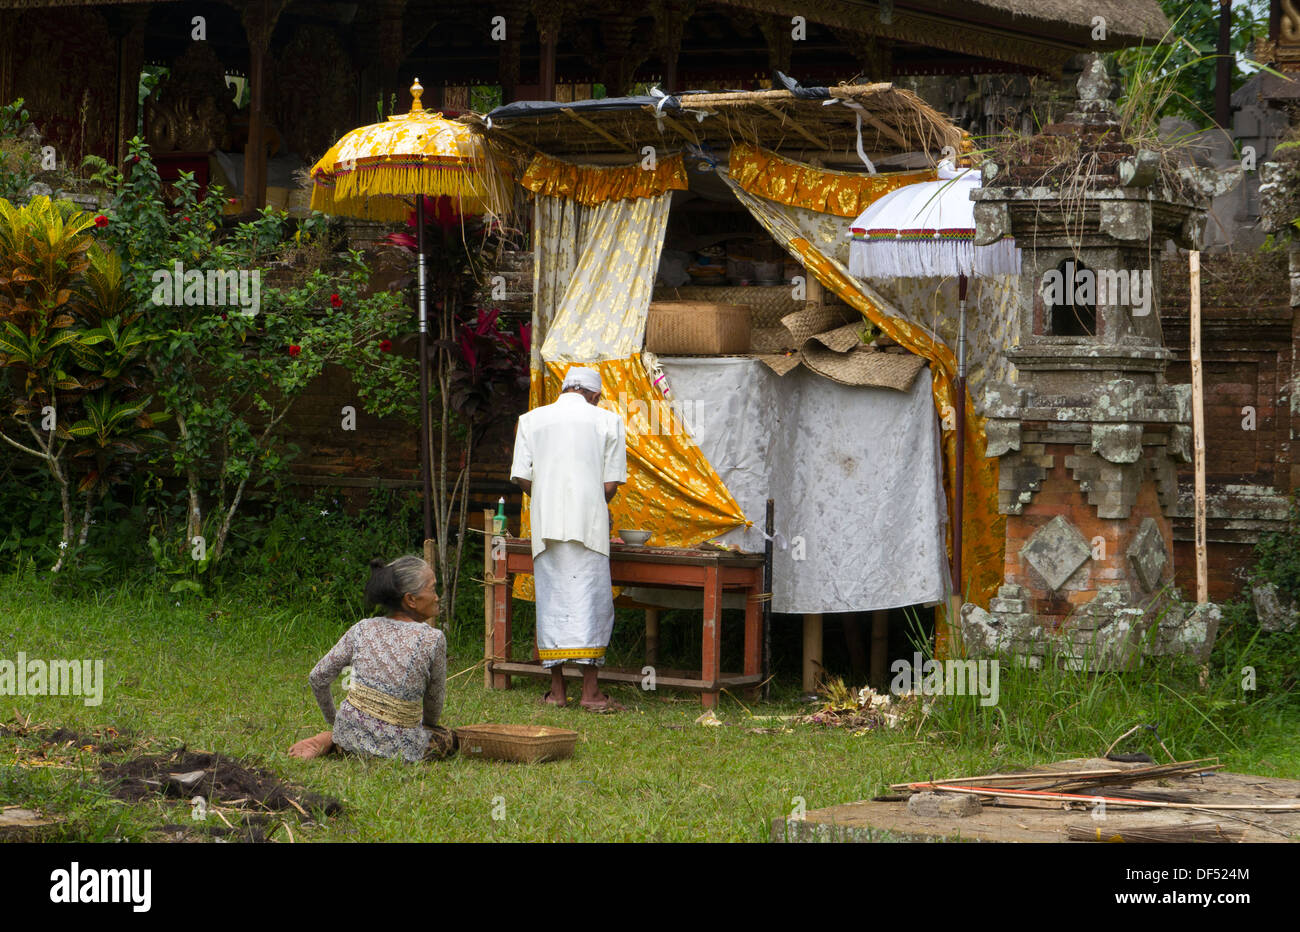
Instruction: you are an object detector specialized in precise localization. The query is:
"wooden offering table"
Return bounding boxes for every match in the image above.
[486,538,766,707]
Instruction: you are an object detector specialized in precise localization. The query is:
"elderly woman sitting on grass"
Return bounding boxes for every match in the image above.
[288,555,455,762]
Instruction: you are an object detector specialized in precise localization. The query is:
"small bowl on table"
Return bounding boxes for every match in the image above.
[619,529,652,546]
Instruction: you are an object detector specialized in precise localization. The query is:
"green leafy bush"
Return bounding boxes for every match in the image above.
[0,99,38,201]
[98,137,417,566]
[220,488,423,619]
[0,195,166,569]
[1252,494,1300,604]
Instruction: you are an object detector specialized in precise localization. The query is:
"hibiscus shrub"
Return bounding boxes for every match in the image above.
[98,137,416,571]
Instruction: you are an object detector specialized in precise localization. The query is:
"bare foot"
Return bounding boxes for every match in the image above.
[539,690,567,706]
[580,694,626,713]
[288,731,335,759]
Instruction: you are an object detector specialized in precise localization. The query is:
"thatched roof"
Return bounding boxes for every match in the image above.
[0,0,179,6]
[717,0,1169,48]
[481,83,965,163]
[942,0,1169,42]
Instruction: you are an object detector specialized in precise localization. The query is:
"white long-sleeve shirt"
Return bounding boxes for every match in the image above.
[510,392,627,558]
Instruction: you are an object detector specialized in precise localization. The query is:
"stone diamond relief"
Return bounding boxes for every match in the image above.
[1126,517,1167,592]
[1020,515,1092,591]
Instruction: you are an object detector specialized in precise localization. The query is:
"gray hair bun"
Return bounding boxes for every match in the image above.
[365,555,429,613]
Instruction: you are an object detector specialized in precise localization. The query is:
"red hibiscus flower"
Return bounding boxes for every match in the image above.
[379,339,393,353]
[330,293,343,308]
[383,232,417,251]
[182,215,190,222]
[406,195,462,233]
[288,344,301,357]
[93,215,108,228]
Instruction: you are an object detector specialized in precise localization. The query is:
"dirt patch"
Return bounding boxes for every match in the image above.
[157,815,277,843]
[101,748,344,819]
[0,722,132,755]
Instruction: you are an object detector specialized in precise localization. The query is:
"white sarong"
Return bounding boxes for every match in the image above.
[534,539,615,667]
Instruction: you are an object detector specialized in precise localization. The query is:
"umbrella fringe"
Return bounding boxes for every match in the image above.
[308,186,414,223]
[333,165,509,212]
[848,237,1020,279]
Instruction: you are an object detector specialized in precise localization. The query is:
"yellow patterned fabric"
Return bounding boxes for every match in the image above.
[541,193,673,361]
[531,196,585,376]
[554,357,746,540]
[520,153,689,206]
[513,187,748,602]
[310,110,512,222]
[728,142,935,218]
[720,172,1005,649]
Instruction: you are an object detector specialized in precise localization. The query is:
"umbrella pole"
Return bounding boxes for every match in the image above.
[952,273,968,605]
[417,196,434,544]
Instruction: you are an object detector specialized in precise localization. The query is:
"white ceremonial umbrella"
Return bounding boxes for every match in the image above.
[846,160,1021,602]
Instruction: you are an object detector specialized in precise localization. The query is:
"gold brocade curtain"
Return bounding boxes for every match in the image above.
[541,356,750,544]
[728,142,934,218]
[719,164,1006,646]
[514,180,748,601]
[520,152,690,206]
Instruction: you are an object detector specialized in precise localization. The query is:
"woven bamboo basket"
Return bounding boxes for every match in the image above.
[646,301,751,355]
[454,723,578,763]
[652,286,802,329]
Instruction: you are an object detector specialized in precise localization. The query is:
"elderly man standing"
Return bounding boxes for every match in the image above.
[510,366,627,712]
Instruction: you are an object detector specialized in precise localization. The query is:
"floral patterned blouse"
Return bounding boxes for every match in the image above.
[309,616,447,764]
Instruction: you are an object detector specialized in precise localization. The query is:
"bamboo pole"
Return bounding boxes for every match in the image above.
[890,758,1222,791]
[802,613,823,694]
[482,509,493,688]
[870,610,889,690]
[894,784,1300,812]
[1190,250,1208,604]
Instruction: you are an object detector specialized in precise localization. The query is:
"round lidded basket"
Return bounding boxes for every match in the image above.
[454,723,578,763]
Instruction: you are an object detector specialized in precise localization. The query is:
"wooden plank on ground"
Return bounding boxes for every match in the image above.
[776,757,1300,843]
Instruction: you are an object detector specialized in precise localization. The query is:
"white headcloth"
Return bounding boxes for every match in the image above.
[562,366,602,393]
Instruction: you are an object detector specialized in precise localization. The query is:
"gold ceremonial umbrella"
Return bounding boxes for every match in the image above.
[309,79,510,222]
[309,80,511,542]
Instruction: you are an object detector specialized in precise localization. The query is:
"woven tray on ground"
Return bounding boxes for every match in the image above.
[646,301,751,354]
[454,723,578,763]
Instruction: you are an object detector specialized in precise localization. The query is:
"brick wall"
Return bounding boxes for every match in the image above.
[281,355,527,526]
[1161,251,1299,600]
[277,242,531,525]
[1004,443,1177,627]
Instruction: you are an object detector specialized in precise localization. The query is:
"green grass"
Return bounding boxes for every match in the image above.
[1,570,1297,842]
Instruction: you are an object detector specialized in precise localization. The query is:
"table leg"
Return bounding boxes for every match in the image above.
[645,608,660,667]
[482,512,493,689]
[701,564,721,707]
[870,610,889,690]
[743,581,761,699]
[491,548,512,690]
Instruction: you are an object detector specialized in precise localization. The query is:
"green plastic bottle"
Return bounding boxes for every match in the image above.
[494,497,506,536]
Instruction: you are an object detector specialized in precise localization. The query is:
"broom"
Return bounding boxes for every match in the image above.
[1067,822,1244,843]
